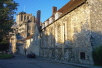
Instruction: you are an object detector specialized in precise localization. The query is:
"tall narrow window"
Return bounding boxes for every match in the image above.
[57,24,64,43]
[27,16,29,20]
[21,15,23,21]
[24,16,26,20]
[57,25,61,43]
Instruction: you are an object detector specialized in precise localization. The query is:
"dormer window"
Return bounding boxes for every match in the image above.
[49,17,54,24]
[45,21,49,27]
[55,12,62,20]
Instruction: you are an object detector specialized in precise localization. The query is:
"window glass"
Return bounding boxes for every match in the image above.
[80,52,85,60]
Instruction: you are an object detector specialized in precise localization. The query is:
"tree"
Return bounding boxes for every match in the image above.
[0,0,18,42]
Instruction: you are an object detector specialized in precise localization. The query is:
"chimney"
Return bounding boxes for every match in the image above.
[36,10,41,26]
[36,10,41,31]
[52,6,57,14]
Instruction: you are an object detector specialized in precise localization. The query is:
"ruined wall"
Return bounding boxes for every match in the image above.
[26,39,32,54]
[88,0,102,46]
[32,25,40,56]
[10,34,16,53]
[40,2,93,64]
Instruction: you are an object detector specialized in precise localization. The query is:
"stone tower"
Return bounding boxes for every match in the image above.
[16,12,35,38]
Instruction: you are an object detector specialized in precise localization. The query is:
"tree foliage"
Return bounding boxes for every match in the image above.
[92,45,102,65]
[0,0,18,42]
[0,40,9,53]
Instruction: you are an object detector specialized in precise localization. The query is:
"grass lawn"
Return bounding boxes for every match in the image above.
[0,53,14,59]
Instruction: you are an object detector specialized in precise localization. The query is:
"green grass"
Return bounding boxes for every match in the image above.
[0,53,14,59]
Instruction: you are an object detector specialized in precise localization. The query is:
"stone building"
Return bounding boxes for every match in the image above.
[9,32,16,53]
[14,10,41,55]
[24,23,40,56]
[24,10,41,56]
[16,12,35,38]
[11,0,102,65]
[40,0,102,65]
[10,12,36,54]
[31,24,41,56]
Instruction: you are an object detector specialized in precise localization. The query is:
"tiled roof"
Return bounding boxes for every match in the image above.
[58,0,86,16]
[44,0,86,22]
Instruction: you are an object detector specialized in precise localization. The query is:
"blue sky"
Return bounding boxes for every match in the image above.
[14,0,70,22]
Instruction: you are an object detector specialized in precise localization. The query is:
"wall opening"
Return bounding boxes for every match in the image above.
[80,52,85,60]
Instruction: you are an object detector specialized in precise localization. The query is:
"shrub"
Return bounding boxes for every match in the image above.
[92,45,102,65]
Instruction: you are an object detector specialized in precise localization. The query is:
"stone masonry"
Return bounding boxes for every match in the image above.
[13,0,102,65]
[40,0,102,65]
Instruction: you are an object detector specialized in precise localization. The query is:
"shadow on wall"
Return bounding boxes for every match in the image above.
[24,28,102,65]
[91,31,102,47]
[40,29,102,64]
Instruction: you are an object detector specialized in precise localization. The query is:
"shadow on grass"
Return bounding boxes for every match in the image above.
[0,53,14,59]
